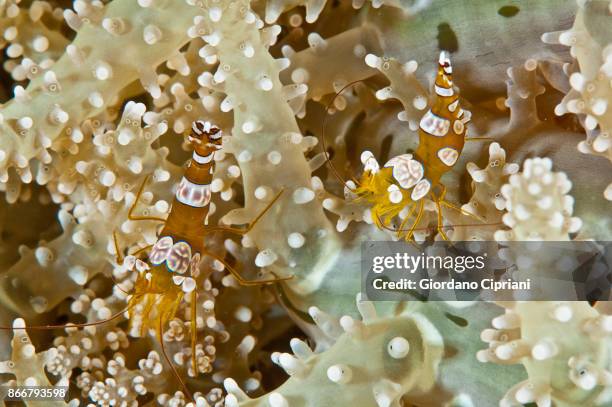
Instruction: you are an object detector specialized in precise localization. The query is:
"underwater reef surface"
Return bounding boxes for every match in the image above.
[0,0,610,406]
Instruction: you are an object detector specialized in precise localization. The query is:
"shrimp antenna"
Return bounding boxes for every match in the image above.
[376,212,503,234]
[321,79,368,192]
[108,274,131,295]
[0,302,136,331]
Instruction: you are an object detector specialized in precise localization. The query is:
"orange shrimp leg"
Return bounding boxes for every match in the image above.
[112,231,154,262]
[130,244,153,257]
[110,232,146,295]
[437,185,486,223]
[396,203,417,239]
[440,200,486,223]
[112,230,124,264]
[128,176,167,223]
[204,189,284,235]
[404,200,425,242]
[107,233,132,293]
[433,196,450,241]
[464,137,494,142]
[202,250,293,286]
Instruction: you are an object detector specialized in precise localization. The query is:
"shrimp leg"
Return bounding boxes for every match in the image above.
[202,250,293,286]
[204,189,284,235]
[128,176,167,223]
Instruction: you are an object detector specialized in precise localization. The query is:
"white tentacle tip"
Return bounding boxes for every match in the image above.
[387,337,410,359]
[13,318,26,329]
[268,392,289,407]
[364,53,380,68]
[327,364,352,384]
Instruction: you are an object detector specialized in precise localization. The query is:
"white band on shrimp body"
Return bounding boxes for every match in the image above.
[209,130,223,140]
[176,177,211,208]
[435,85,454,97]
[193,151,214,164]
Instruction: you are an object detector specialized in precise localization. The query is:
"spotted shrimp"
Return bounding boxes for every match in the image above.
[323,52,494,241]
[1,120,290,402]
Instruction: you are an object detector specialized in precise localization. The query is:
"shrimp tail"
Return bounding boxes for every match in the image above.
[128,271,183,337]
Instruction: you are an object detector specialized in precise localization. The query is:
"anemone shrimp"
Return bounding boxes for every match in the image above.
[1,120,291,403]
[322,52,497,241]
